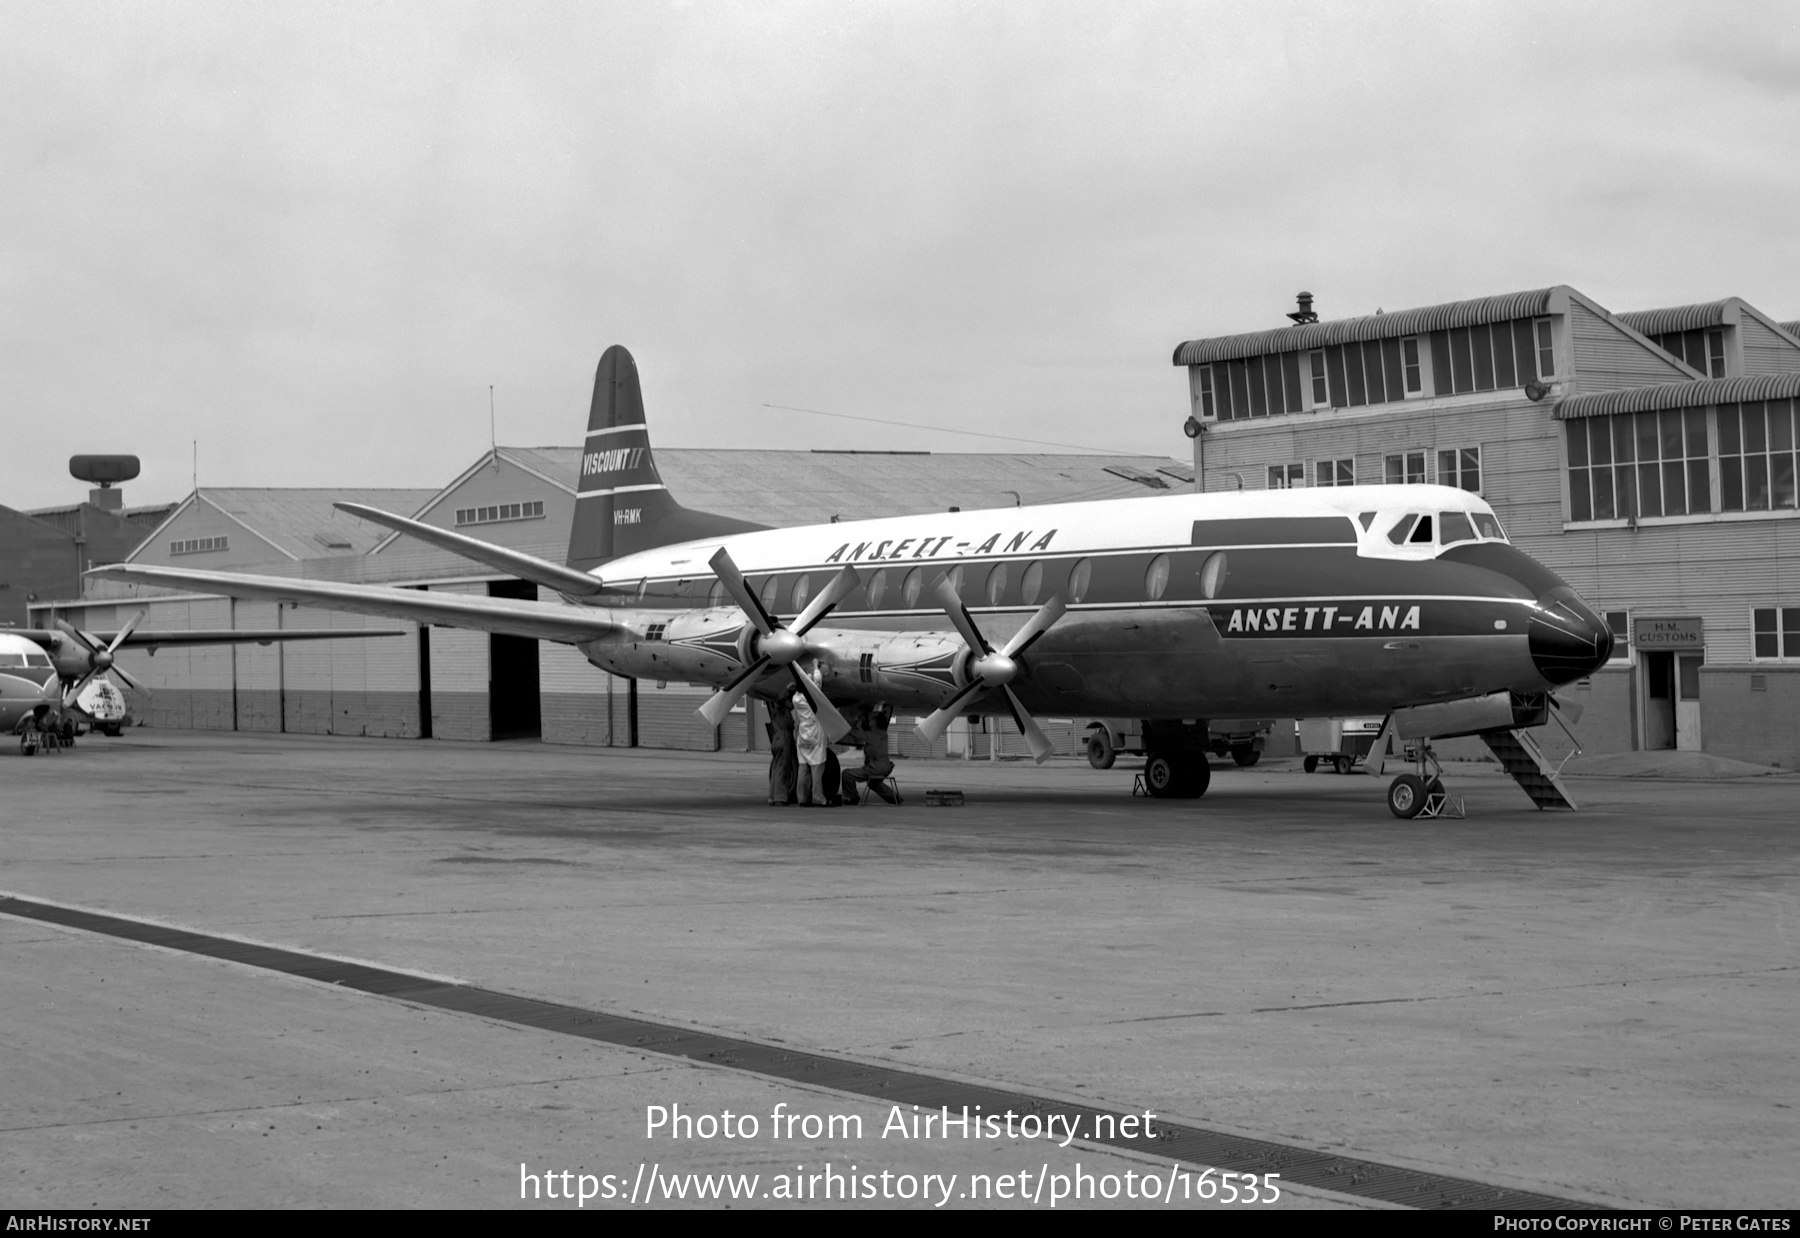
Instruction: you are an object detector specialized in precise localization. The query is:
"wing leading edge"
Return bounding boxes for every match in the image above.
[82,564,619,644]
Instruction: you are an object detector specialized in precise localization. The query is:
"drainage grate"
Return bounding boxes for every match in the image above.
[2,894,1597,1211]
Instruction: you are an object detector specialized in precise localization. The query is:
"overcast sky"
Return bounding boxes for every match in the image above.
[3,1,1797,511]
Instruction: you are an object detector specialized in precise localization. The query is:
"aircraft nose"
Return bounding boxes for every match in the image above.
[1529,588,1613,685]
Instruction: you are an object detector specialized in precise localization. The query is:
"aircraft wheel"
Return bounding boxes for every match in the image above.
[60,720,76,747]
[1182,756,1212,798]
[1142,751,1181,797]
[20,735,37,757]
[1303,755,1318,773]
[1388,774,1426,819]
[1334,754,1353,775]
[1086,730,1116,770]
[1230,745,1260,767]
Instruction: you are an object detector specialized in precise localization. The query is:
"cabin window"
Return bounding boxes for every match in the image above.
[942,565,964,599]
[1144,554,1170,600]
[759,576,780,616]
[790,575,812,613]
[1439,511,1476,545]
[902,567,925,609]
[1019,561,1044,605]
[1199,551,1228,599]
[1067,558,1092,604]
[866,568,889,610]
[985,563,1008,606]
[708,581,725,608]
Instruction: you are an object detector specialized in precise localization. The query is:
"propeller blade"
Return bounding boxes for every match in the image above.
[1000,594,1067,660]
[932,575,991,655]
[1000,684,1056,764]
[64,671,95,704]
[109,666,150,696]
[791,565,861,636]
[786,666,851,743]
[707,547,778,635]
[105,609,147,656]
[694,654,773,729]
[54,619,103,654]
[913,677,990,746]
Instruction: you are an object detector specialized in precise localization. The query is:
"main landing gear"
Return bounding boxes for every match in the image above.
[1137,721,1212,799]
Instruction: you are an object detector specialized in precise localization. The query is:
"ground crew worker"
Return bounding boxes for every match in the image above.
[768,696,797,805]
[840,707,899,805]
[792,688,828,806]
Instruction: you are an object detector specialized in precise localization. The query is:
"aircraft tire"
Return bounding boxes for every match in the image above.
[1086,729,1116,770]
[1146,753,1210,798]
[1230,745,1260,767]
[1182,756,1212,798]
[1303,755,1318,773]
[1388,774,1427,819]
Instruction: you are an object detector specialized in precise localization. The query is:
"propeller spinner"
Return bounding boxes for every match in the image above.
[55,610,151,701]
[913,576,1066,763]
[694,548,858,742]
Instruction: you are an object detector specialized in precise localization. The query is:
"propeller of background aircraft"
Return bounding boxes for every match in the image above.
[56,610,150,700]
[695,548,858,740]
[913,576,1066,763]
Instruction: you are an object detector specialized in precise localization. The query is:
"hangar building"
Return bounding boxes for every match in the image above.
[1174,286,1800,768]
[48,448,1190,755]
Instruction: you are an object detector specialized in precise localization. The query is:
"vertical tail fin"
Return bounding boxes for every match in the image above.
[566,346,768,572]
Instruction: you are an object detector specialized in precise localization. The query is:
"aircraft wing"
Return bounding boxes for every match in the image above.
[334,502,606,596]
[82,564,618,644]
[13,628,407,649]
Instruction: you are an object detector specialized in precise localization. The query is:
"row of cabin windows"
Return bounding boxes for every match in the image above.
[706,552,1238,615]
[1566,399,1800,521]
[1648,328,1727,379]
[1196,318,1555,421]
[455,500,545,526]
[1265,446,1482,493]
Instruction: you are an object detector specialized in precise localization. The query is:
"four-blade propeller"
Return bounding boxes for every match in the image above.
[55,610,150,701]
[913,576,1066,763]
[694,548,858,741]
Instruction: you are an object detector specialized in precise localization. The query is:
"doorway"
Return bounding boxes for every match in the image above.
[488,579,542,740]
[1642,650,1703,751]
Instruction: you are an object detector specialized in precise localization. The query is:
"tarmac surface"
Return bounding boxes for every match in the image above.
[2,729,1796,1210]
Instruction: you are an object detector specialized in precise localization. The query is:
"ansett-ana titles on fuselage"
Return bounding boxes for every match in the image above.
[575,482,1612,722]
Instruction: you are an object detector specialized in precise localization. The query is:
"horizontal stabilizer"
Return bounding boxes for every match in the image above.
[83,564,618,644]
[336,502,606,596]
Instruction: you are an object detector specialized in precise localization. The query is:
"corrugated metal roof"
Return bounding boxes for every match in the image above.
[502,447,1191,525]
[1782,321,1800,338]
[198,488,437,558]
[1614,300,1736,337]
[1556,374,1800,419]
[1171,289,1557,366]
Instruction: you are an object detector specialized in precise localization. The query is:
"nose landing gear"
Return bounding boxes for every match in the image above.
[1386,741,1460,819]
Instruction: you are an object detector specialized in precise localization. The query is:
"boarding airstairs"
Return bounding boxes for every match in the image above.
[1479,727,1578,810]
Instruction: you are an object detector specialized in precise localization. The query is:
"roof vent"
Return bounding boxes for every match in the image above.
[1286,292,1318,325]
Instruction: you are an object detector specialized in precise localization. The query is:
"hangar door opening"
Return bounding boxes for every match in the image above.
[488,579,542,740]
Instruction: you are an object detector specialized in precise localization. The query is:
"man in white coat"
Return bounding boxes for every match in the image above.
[791,688,828,807]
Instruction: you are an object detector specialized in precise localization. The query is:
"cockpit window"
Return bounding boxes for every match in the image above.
[1473,512,1506,540]
[1387,514,1418,545]
[1409,514,1434,544]
[1357,511,1377,530]
[24,652,51,667]
[0,653,23,667]
[1439,511,1476,546]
